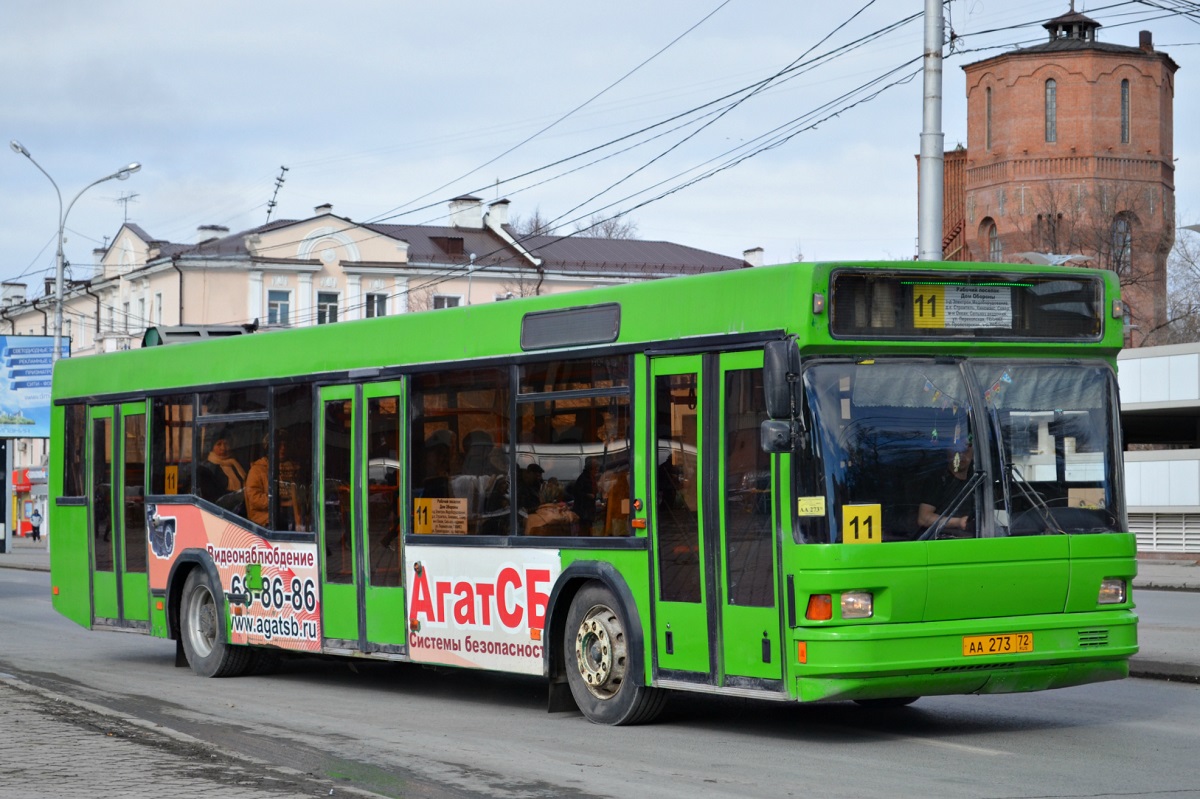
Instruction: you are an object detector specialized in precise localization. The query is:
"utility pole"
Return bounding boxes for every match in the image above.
[918,0,945,261]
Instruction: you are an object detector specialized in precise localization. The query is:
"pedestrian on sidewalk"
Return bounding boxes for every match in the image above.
[29,509,42,543]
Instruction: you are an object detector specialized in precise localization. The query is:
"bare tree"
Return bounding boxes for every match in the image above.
[1141,224,1200,345]
[574,213,639,239]
[1005,180,1172,341]
[509,206,555,238]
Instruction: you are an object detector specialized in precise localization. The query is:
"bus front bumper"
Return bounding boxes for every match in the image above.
[792,609,1137,703]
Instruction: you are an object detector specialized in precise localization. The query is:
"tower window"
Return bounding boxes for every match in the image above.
[1045,79,1057,143]
[1120,79,1130,144]
[983,219,1002,262]
[986,87,993,150]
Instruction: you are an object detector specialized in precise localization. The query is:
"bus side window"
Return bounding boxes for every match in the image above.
[150,395,194,496]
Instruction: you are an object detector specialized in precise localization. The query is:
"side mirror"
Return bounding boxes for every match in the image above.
[760,420,794,453]
[764,339,801,420]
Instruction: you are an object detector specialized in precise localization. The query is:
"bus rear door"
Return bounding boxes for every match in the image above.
[648,352,783,692]
[88,402,150,629]
[317,382,407,654]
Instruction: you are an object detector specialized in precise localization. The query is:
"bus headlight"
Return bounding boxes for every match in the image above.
[1098,578,1126,605]
[841,591,874,619]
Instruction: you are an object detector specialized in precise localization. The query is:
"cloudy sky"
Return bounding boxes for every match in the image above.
[2,1,1197,292]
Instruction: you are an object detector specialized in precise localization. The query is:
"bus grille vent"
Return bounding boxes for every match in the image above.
[1078,629,1109,648]
[934,663,1016,673]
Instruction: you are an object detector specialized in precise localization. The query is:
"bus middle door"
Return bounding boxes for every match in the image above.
[317,382,407,655]
[88,402,150,629]
[649,352,783,690]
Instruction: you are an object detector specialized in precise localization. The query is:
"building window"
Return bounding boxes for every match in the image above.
[63,318,72,346]
[268,290,290,326]
[1121,79,1130,144]
[985,87,992,150]
[365,293,387,318]
[123,301,130,332]
[155,292,163,325]
[1111,215,1133,272]
[1045,79,1057,143]
[984,219,1002,262]
[317,292,339,325]
[433,295,461,310]
[137,298,145,329]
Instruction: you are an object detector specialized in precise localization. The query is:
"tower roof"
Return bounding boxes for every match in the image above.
[1042,3,1102,43]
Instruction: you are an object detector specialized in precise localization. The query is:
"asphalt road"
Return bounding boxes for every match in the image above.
[2,569,1198,799]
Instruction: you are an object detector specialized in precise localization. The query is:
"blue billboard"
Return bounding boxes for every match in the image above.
[0,335,68,439]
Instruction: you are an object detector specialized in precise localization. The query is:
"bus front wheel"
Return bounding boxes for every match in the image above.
[180,568,251,678]
[564,583,664,725]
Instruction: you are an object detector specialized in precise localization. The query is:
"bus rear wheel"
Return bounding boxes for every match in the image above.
[180,568,251,678]
[564,583,664,725]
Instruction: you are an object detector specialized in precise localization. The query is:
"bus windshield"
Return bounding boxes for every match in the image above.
[796,358,1123,543]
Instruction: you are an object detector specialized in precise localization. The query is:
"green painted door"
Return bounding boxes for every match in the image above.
[715,351,781,683]
[650,355,710,676]
[650,352,783,686]
[318,383,407,651]
[89,402,150,627]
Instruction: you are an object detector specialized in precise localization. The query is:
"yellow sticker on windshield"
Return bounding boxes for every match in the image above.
[797,496,826,516]
[842,504,882,544]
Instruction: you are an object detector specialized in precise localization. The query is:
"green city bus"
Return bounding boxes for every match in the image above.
[48,260,1136,725]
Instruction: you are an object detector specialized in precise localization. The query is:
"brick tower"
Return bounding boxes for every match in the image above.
[958,5,1178,344]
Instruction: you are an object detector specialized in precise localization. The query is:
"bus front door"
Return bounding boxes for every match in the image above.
[88,402,150,629]
[317,383,407,654]
[649,352,783,691]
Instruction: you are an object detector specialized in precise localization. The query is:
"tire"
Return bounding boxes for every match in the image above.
[854,696,920,708]
[180,568,251,678]
[564,583,665,725]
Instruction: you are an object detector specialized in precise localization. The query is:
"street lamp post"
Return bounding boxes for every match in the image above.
[9,141,141,362]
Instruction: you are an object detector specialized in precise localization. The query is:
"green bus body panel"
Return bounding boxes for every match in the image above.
[558,548,654,682]
[92,571,118,619]
[1067,533,1139,611]
[365,584,408,644]
[793,609,1136,702]
[49,506,92,627]
[322,584,358,641]
[121,573,150,622]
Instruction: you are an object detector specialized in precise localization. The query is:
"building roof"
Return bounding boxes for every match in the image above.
[124,208,748,276]
[368,222,747,276]
[963,4,1178,71]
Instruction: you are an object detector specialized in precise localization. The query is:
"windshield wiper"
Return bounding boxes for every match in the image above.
[1009,464,1065,535]
[919,469,985,541]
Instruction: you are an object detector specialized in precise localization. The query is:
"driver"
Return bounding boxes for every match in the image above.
[918,442,975,535]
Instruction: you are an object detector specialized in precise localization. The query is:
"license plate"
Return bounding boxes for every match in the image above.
[962,632,1034,656]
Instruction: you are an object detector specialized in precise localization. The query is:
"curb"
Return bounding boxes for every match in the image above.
[1129,660,1200,684]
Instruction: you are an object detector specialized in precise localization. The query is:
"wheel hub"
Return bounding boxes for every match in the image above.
[574,606,627,700]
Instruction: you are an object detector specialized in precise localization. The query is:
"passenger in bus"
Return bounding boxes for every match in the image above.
[245,433,303,530]
[917,442,976,536]
[198,429,247,503]
[460,430,502,475]
[517,463,545,513]
[525,478,580,536]
[569,456,601,534]
[418,435,453,498]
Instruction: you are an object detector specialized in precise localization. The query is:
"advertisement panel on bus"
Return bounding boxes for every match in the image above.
[146,504,322,650]
[405,545,561,675]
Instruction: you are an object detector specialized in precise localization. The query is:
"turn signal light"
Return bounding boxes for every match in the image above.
[806,594,832,621]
